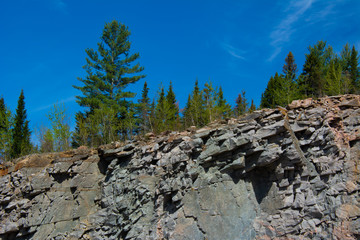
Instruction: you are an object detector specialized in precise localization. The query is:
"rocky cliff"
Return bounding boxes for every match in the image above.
[1,95,360,240]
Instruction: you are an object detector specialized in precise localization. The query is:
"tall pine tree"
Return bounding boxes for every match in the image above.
[73,20,145,142]
[10,90,32,159]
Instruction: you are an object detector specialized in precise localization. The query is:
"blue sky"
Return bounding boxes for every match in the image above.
[1,0,359,138]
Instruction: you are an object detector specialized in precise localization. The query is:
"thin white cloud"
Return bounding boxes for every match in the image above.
[267,0,314,61]
[267,47,282,62]
[220,42,246,60]
[34,96,75,112]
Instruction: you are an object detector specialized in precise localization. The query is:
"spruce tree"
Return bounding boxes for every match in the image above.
[203,81,216,123]
[154,86,168,133]
[182,94,193,128]
[349,46,359,92]
[249,100,256,113]
[260,73,286,108]
[234,90,248,116]
[215,87,232,119]
[324,57,347,95]
[71,112,88,148]
[283,51,297,80]
[0,97,12,161]
[340,43,351,72]
[166,82,179,130]
[260,76,276,108]
[301,41,334,97]
[73,20,145,141]
[138,81,151,135]
[191,80,206,127]
[10,90,32,159]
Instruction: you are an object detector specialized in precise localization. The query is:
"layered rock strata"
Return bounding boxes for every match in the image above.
[1,95,360,240]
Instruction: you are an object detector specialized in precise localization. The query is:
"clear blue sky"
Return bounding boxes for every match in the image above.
[1,0,359,138]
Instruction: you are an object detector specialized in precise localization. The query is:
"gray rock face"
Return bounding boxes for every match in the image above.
[1,94,360,240]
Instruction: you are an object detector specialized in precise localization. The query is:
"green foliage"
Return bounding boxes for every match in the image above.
[152,83,179,133]
[301,41,334,97]
[36,126,54,153]
[350,46,360,92]
[261,75,276,108]
[203,81,217,123]
[88,105,118,145]
[137,81,151,135]
[283,51,297,80]
[0,97,12,161]
[154,86,168,133]
[262,41,359,109]
[324,57,349,95]
[73,20,145,143]
[215,87,232,119]
[261,72,297,108]
[72,112,88,148]
[182,80,206,128]
[47,104,71,152]
[10,90,32,159]
[249,99,256,113]
[234,90,248,116]
[166,82,180,130]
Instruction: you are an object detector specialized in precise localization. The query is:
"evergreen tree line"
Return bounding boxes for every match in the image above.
[261,41,360,108]
[0,91,72,161]
[0,91,32,161]
[72,77,255,148]
[2,22,359,162]
[70,20,256,148]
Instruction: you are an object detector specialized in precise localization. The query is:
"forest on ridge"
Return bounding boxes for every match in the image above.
[0,20,359,162]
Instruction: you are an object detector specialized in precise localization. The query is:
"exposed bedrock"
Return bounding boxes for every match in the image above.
[1,94,360,239]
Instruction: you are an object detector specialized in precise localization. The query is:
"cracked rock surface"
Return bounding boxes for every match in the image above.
[1,94,360,240]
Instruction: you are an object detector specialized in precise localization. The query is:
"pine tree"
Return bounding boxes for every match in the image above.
[215,87,232,119]
[71,112,88,148]
[166,82,179,130]
[203,81,216,123]
[283,51,297,80]
[301,41,334,97]
[324,57,343,95]
[73,20,145,141]
[234,90,248,116]
[10,90,32,159]
[260,73,287,108]
[349,46,359,92]
[261,75,276,108]
[191,80,206,126]
[138,81,151,135]
[149,99,156,133]
[182,94,193,128]
[154,86,168,133]
[249,99,256,113]
[340,43,351,72]
[0,97,12,161]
